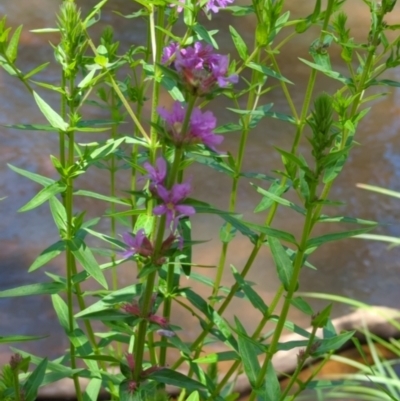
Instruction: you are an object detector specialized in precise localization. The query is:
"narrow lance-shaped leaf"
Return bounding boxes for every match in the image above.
[23,358,48,401]
[0,282,65,298]
[268,236,294,291]
[306,226,376,251]
[0,335,48,344]
[229,25,248,60]
[18,181,67,212]
[71,241,108,289]
[6,25,22,63]
[147,368,208,393]
[231,265,268,314]
[8,163,54,186]
[29,240,65,272]
[235,317,261,389]
[33,91,69,131]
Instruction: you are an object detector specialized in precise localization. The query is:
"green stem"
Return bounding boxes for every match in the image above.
[133,270,158,382]
[247,206,315,401]
[211,44,262,304]
[12,370,21,401]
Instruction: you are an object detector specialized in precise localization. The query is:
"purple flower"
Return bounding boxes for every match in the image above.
[157,101,223,151]
[121,229,153,258]
[206,0,234,12]
[171,0,233,14]
[161,41,179,64]
[153,182,195,228]
[143,157,167,192]
[162,41,238,95]
[156,329,176,338]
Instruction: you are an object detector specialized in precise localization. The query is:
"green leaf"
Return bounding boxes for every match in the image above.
[49,196,67,232]
[253,183,305,215]
[180,217,192,276]
[313,331,355,356]
[193,204,258,244]
[229,25,248,60]
[147,368,208,393]
[52,294,76,332]
[247,62,293,84]
[317,214,377,225]
[290,297,314,315]
[6,25,22,63]
[192,24,218,48]
[306,226,376,251]
[299,58,352,85]
[193,351,239,364]
[231,265,268,314]
[73,190,128,205]
[4,123,60,132]
[71,243,108,289]
[8,163,53,186]
[18,181,66,212]
[23,62,50,79]
[356,183,400,199]
[183,289,237,350]
[264,110,296,124]
[0,335,48,344]
[219,222,237,244]
[82,378,102,401]
[268,236,294,291]
[23,358,48,401]
[311,304,332,328]
[186,391,200,401]
[0,282,65,297]
[262,361,281,401]
[235,317,261,388]
[33,91,69,131]
[29,241,65,272]
[244,221,297,244]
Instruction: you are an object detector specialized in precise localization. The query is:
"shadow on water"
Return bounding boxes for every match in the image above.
[0,0,400,367]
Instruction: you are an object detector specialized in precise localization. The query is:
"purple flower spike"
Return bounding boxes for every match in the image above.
[158,101,223,151]
[153,182,195,228]
[162,41,237,95]
[189,108,223,151]
[143,157,167,191]
[121,229,153,258]
[206,0,234,13]
[171,0,234,14]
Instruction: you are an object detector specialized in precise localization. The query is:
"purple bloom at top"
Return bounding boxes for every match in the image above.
[206,0,234,12]
[143,157,167,191]
[157,101,223,151]
[153,182,195,228]
[162,41,238,95]
[121,229,153,259]
[171,0,233,13]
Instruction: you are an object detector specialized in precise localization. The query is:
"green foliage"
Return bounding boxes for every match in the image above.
[1,0,399,400]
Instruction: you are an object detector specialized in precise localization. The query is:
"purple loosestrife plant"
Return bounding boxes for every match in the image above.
[2,1,397,401]
[158,101,223,150]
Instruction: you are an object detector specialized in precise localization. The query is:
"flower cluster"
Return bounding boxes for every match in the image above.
[144,156,196,229]
[158,101,223,151]
[121,229,179,264]
[162,41,238,96]
[124,353,164,394]
[121,296,175,337]
[174,0,234,13]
